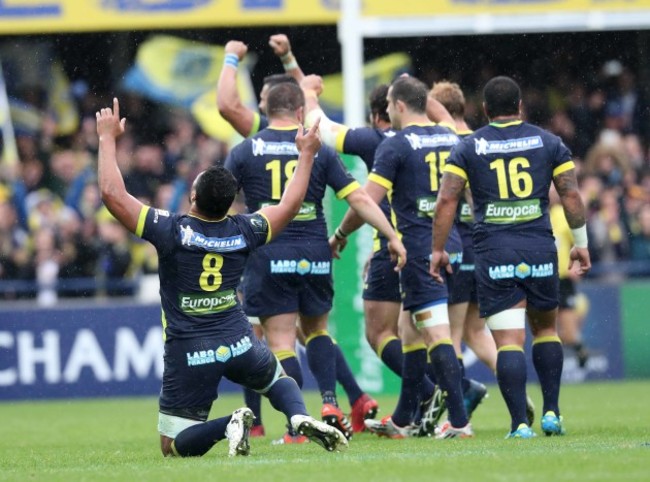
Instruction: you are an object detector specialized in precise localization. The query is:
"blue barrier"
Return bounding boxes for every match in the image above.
[0,301,317,401]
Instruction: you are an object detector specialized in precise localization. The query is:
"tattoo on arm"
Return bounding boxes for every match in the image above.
[553,169,586,228]
[439,172,466,202]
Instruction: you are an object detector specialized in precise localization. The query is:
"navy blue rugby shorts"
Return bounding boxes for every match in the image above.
[242,241,333,317]
[447,239,477,305]
[362,248,401,303]
[159,324,277,420]
[475,248,559,318]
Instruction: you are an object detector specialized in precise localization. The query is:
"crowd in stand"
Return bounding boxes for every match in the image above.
[1,58,649,303]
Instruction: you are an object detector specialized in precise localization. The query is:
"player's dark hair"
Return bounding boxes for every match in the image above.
[266,82,305,118]
[194,165,238,219]
[263,73,298,88]
[369,84,390,123]
[430,81,465,118]
[483,76,521,118]
[390,77,428,113]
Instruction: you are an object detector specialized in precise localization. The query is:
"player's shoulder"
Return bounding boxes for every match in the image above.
[377,130,406,150]
[518,122,567,151]
[315,142,337,163]
[345,126,385,143]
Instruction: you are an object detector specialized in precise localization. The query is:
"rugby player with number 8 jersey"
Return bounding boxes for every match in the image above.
[96,97,349,458]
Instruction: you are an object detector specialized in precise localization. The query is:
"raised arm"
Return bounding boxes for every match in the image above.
[258,119,321,239]
[426,95,455,127]
[553,168,591,275]
[96,98,144,234]
[217,40,257,138]
[301,75,350,151]
[340,182,406,270]
[269,34,305,82]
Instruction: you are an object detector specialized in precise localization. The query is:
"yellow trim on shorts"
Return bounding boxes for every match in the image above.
[443,164,468,181]
[273,349,297,361]
[428,338,453,352]
[335,128,349,153]
[171,440,180,457]
[135,206,149,238]
[498,344,524,353]
[532,335,562,345]
[161,310,167,342]
[368,172,392,190]
[377,335,399,358]
[305,330,330,345]
[336,181,361,200]
[553,160,575,177]
[402,343,427,354]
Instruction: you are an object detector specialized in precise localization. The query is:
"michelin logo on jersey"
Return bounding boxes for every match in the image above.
[489,262,554,280]
[405,133,458,150]
[270,258,331,275]
[180,225,246,252]
[251,139,318,157]
[186,335,253,366]
[474,136,543,155]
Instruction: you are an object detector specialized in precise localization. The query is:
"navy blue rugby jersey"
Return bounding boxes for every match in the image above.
[369,122,461,258]
[225,126,360,244]
[135,206,271,340]
[455,129,475,245]
[336,126,396,252]
[445,120,574,252]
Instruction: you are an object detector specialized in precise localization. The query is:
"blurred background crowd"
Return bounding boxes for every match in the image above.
[1,28,649,304]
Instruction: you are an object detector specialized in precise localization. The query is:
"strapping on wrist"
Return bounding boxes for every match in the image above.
[334,226,349,240]
[223,53,239,69]
[280,51,294,63]
[571,224,588,248]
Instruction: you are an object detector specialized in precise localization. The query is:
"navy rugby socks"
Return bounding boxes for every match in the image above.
[275,350,304,388]
[243,388,263,427]
[392,344,427,427]
[532,336,563,416]
[305,331,338,405]
[429,340,468,428]
[173,416,231,457]
[458,356,471,393]
[378,336,403,376]
[266,376,309,419]
[334,341,364,405]
[496,346,529,432]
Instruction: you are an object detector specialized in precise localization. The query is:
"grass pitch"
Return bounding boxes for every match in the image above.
[1,381,649,482]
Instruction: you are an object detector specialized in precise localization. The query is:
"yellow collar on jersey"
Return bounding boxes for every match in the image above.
[268,125,300,130]
[188,213,227,223]
[489,120,523,128]
[405,122,436,127]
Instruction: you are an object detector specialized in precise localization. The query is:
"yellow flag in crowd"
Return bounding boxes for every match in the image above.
[48,60,79,136]
[124,36,411,142]
[123,35,257,144]
[0,61,18,174]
